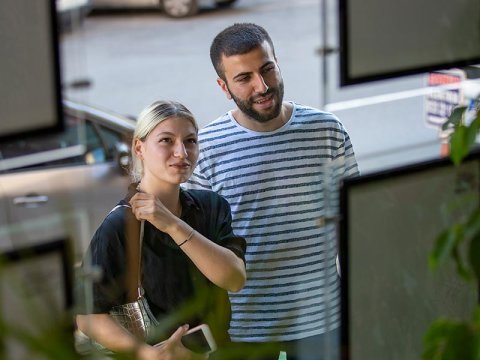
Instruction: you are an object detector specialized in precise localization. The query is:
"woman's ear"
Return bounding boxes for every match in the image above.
[133,138,144,160]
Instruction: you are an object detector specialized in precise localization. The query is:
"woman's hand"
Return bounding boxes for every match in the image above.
[137,325,208,360]
[77,315,207,360]
[129,192,179,233]
[129,191,246,292]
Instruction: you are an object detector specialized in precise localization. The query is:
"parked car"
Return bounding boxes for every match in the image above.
[91,0,238,18]
[0,100,135,262]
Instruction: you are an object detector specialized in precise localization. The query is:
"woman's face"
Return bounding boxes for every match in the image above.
[135,116,198,186]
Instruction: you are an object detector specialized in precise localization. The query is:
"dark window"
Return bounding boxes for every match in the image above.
[0,114,115,172]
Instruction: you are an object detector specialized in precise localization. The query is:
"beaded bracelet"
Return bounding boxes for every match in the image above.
[178,228,195,247]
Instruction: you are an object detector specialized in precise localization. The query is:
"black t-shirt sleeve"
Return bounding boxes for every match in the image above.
[210,194,247,264]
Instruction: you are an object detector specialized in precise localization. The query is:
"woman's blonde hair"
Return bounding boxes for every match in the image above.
[130,100,198,183]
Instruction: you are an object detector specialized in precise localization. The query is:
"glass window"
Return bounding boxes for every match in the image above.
[96,125,124,161]
[0,114,109,171]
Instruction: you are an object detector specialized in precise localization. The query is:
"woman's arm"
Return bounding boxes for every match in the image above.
[76,315,206,360]
[129,193,246,292]
[166,220,246,292]
[77,313,144,354]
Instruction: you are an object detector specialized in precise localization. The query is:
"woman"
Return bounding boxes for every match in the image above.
[76,100,247,359]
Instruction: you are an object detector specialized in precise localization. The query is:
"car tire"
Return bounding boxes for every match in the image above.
[160,0,198,18]
[215,0,237,8]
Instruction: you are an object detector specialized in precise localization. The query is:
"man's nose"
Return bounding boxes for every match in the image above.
[253,74,268,94]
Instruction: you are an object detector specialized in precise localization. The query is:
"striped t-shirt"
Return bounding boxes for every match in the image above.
[185,102,359,342]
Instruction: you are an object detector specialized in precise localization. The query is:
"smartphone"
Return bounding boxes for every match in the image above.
[181,324,217,354]
[154,324,217,354]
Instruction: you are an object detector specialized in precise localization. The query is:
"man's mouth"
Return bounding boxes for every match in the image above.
[253,92,274,105]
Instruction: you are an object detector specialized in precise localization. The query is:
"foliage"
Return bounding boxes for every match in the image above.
[442,97,480,166]
[423,95,480,360]
[423,309,480,360]
[0,262,270,360]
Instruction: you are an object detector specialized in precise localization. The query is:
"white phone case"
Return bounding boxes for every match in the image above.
[184,324,217,354]
[154,323,217,354]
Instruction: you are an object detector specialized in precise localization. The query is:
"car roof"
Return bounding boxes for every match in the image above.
[0,100,136,172]
[63,99,136,134]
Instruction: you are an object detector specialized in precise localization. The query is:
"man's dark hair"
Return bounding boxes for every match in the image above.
[210,23,275,80]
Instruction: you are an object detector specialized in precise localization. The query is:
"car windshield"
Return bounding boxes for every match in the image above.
[0,115,87,172]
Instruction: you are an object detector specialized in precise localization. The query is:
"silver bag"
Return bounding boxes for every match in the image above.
[76,290,159,354]
[109,288,159,339]
[76,208,159,354]
[108,216,159,339]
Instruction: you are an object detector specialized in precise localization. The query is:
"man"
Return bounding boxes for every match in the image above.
[185,23,359,360]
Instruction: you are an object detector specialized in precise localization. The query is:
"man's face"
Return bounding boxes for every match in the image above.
[218,41,284,124]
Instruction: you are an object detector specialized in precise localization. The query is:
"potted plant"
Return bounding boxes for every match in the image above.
[423,94,480,360]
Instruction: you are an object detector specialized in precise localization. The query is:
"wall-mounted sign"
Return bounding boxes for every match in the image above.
[0,0,63,141]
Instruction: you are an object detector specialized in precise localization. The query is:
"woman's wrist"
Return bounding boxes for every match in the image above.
[135,343,156,360]
[178,228,195,247]
[168,221,195,247]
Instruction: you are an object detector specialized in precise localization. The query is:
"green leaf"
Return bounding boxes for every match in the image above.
[442,106,467,131]
[430,225,463,270]
[469,110,480,130]
[450,125,470,165]
[451,245,472,281]
[423,319,456,360]
[442,324,478,360]
[423,320,478,360]
[466,116,480,150]
[468,233,480,280]
[465,208,480,240]
[473,306,480,325]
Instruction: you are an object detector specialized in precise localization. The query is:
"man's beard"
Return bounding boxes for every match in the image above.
[228,80,284,124]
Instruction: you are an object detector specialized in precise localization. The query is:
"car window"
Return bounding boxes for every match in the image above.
[96,125,123,160]
[0,114,109,172]
[0,116,79,160]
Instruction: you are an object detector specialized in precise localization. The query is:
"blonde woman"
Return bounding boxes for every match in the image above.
[76,100,246,359]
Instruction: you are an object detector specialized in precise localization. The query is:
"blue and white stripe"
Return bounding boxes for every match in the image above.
[185,102,359,342]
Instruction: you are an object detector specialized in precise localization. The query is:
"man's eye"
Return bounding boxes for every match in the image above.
[187,138,198,144]
[262,66,275,74]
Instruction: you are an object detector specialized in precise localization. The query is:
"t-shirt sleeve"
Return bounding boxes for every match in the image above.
[334,121,360,178]
[212,194,247,264]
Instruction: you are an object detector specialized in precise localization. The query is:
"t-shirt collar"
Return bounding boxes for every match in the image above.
[125,183,200,215]
[179,187,200,216]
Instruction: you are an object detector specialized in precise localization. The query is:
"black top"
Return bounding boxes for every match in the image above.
[81,185,246,344]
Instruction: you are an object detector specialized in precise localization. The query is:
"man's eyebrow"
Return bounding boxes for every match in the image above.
[233,71,251,81]
[260,61,275,69]
[232,62,274,81]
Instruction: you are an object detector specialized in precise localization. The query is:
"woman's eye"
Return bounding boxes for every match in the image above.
[159,138,172,143]
[187,138,198,144]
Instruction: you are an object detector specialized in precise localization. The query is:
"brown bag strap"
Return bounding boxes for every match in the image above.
[120,205,144,302]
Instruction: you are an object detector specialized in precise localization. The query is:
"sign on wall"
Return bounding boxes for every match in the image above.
[425,69,465,130]
[0,0,63,141]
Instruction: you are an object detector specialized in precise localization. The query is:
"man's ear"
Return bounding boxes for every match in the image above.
[217,78,232,100]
